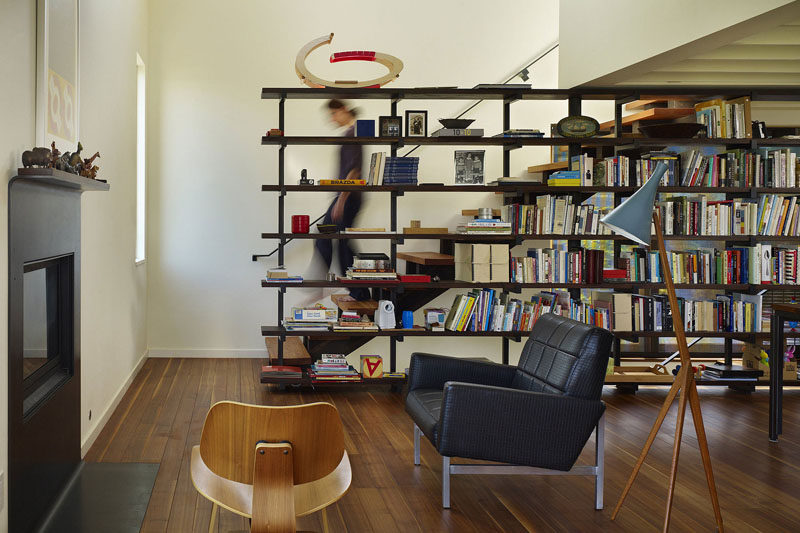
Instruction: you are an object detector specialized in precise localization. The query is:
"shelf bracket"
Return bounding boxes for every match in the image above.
[396,334,405,342]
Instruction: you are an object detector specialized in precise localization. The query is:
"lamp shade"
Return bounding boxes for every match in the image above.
[600,161,667,246]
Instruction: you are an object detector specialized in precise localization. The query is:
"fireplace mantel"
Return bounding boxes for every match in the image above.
[15,167,110,191]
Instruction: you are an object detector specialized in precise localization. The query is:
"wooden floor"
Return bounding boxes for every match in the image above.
[86,358,800,532]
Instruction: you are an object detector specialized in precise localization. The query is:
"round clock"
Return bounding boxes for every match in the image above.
[556,115,600,138]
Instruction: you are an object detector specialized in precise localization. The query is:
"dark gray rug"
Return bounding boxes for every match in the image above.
[38,462,159,533]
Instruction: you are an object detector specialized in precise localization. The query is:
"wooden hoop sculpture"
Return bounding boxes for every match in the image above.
[295,33,403,88]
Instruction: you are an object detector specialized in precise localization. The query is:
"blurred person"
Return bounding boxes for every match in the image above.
[315,99,369,300]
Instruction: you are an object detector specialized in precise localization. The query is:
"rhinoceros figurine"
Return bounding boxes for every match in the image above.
[21,147,52,168]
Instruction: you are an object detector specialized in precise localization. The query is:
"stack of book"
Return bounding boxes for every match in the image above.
[456,218,512,235]
[266,268,303,283]
[492,129,543,138]
[261,365,303,383]
[431,128,484,137]
[343,252,397,281]
[510,248,605,284]
[502,196,613,236]
[282,305,337,332]
[308,354,361,382]
[548,170,581,187]
[702,363,762,381]
[332,311,379,331]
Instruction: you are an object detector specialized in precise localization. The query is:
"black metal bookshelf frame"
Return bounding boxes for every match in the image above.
[258,85,800,383]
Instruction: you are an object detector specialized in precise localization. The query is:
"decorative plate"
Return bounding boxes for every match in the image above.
[556,115,600,138]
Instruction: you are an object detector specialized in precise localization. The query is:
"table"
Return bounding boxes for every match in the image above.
[770,303,800,442]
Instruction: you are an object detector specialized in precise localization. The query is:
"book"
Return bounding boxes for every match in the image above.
[318,179,366,185]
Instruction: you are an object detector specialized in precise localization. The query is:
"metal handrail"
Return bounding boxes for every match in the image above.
[251,212,327,262]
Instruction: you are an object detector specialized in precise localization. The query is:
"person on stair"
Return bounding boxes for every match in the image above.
[315,99,369,301]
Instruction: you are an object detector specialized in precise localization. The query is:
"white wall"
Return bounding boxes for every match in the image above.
[147,0,615,370]
[558,0,800,87]
[0,1,148,529]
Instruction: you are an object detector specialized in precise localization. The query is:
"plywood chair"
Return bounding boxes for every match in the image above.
[190,401,351,533]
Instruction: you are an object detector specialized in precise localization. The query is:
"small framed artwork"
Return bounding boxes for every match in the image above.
[405,110,427,137]
[379,116,402,137]
[454,150,485,185]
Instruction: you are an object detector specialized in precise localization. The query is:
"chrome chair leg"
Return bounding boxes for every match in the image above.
[595,413,605,510]
[442,456,451,508]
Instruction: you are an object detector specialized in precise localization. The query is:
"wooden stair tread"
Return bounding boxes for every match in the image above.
[599,107,695,130]
[396,251,455,266]
[331,294,378,314]
[265,337,313,366]
[526,161,568,173]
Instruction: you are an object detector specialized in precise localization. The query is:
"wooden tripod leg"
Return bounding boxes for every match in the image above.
[687,379,724,532]
[612,371,683,520]
[663,371,691,533]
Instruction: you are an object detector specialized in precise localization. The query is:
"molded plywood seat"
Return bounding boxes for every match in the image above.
[190,401,351,533]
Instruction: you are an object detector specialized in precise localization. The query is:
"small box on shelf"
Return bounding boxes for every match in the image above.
[742,343,798,381]
[454,243,509,283]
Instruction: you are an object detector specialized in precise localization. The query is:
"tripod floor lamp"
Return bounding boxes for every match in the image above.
[600,162,724,533]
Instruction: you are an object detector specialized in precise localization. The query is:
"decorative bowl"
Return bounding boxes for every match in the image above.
[439,118,475,129]
[638,122,705,139]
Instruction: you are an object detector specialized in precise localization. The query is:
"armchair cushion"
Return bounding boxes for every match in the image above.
[405,389,443,442]
[437,382,605,470]
[512,313,613,400]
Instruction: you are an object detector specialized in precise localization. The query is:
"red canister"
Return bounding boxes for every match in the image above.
[291,215,310,233]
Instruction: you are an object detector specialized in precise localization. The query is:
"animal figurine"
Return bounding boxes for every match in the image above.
[80,151,100,178]
[68,142,84,170]
[49,142,61,168]
[21,147,51,168]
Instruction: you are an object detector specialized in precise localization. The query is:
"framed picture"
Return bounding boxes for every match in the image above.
[379,116,402,138]
[454,150,485,185]
[405,110,427,137]
[36,0,80,147]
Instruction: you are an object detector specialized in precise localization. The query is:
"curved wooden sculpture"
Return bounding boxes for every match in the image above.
[295,33,403,89]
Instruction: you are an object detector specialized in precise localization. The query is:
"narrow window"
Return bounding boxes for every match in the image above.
[135,53,146,263]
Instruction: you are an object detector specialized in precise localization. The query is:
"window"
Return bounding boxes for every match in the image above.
[136,53,146,263]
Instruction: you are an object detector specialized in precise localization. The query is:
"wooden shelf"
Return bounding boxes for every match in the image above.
[396,251,454,265]
[262,326,525,338]
[527,161,568,173]
[15,168,110,192]
[260,373,406,387]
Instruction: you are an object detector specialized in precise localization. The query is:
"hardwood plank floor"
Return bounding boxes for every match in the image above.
[87,358,800,532]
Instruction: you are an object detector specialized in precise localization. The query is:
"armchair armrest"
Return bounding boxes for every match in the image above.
[407,353,516,391]
[436,382,605,471]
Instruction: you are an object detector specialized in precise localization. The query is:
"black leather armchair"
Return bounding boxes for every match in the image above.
[405,313,613,509]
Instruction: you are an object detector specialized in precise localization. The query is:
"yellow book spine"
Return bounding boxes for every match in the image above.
[318,179,367,185]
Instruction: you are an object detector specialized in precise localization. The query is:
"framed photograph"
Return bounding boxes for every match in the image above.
[36,0,80,147]
[405,110,427,137]
[379,116,402,138]
[454,150,485,185]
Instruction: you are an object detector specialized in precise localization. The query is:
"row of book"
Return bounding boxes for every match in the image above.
[657,194,800,237]
[332,311,378,331]
[694,96,752,139]
[509,249,605,284]
[367,153,419,185]
[621,243,800,285]
[611,292,762,333]
[500,197,613,236]
[444,289,559,332]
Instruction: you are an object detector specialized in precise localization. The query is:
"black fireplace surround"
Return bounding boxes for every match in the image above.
[8,169,108,532]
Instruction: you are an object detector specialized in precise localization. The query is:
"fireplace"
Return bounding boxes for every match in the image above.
[9,168,108,532]
[22,254,74,419]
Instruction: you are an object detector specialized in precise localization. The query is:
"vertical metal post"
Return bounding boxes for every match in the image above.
[390,192,398,270]
[277,97,286,366]
[503,100,511,177]
[502,337,509,365]
[567,94,582,161]
[614,100,623,138]
[391,100,398,157]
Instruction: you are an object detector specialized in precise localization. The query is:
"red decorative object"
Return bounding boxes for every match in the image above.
[398,275,431,283]
[291,215,310,234]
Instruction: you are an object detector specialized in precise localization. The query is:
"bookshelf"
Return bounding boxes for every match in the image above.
[257,85,800,387]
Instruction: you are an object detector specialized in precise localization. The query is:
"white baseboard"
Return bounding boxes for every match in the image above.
[147,348,266,358]
[81,351,148,457]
